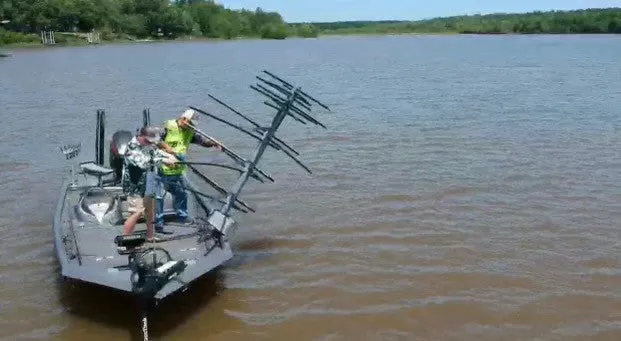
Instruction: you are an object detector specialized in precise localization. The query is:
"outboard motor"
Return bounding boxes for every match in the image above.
[109,130,133,182]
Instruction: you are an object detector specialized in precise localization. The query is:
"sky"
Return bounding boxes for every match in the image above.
[219,0,621,22]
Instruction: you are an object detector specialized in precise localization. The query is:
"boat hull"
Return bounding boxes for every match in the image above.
[53,165,234,301]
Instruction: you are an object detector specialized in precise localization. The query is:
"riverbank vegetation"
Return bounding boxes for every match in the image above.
[312,8,621,35]
[1,4,620,47]
[0,0,319,46]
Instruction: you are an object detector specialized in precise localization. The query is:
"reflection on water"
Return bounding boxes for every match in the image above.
[55,270,227,341]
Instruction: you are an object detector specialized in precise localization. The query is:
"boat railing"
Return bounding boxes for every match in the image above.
[60,182,83,265]
[68,207,83,266]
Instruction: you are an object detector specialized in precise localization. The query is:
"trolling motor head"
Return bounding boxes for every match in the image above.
[129,248,187,299]
[114,234,187,299]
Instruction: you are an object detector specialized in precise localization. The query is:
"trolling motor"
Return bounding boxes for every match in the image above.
[129,251,187,298]
[114,234,187,297]
[114,233,187,341]
[129,246,186,341]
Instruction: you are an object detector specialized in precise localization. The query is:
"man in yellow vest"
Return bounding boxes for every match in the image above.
[155,109,222,232]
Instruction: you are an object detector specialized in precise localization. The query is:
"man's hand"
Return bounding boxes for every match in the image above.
[162,154,179,165]
[203,140,223,152]
[157,141,175,155]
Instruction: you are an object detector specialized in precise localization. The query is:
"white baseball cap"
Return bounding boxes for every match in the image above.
[180,109,197,124]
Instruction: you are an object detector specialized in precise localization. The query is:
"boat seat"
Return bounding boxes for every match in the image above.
[77,189,123,225]
[81,162,115,177]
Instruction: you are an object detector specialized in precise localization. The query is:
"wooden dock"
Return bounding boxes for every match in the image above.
[41,30,102,45]
[41,30,56,45]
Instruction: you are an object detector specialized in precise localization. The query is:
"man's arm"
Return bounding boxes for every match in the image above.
[191,133,219,148]
[156,127,176,154]
[125,146,153,170]
[153,149,178,165]
[127,146,177,169]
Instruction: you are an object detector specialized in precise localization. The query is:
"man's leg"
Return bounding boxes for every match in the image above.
[143,196,156,240]
[145,170,169,236]
[123,195,143,235]
[170,175,188,222]
[123,211,142,235]
[154,173,167,231]
[153,173,174,234]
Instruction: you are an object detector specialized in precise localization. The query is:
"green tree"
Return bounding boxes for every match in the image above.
[295,23,318,38]
[0,0,295,42]
[312,7,621,35]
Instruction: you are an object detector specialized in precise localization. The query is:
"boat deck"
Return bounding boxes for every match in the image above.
[73,221,201,269]
[56,180,235,297]
[57,173,224,269]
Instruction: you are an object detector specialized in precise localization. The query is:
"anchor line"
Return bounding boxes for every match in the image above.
[141,314,149,341]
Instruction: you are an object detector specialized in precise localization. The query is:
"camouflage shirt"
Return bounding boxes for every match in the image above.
[122,136,175,196]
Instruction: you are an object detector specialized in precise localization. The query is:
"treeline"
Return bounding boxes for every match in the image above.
[0,0,319,45]
[313,8,621,34]
[3,6,621,46]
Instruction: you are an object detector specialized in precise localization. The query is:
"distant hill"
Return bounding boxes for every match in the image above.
[293,8,621,34]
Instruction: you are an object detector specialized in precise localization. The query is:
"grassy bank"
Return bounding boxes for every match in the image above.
[0,26,318,49]
[0,31,280,50]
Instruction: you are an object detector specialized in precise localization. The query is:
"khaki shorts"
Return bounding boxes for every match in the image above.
[127,195,144,213]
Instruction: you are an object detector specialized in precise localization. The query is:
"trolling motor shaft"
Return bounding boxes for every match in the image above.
[114,234,187,341]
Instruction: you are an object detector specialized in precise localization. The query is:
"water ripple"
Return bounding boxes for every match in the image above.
[1,35,621,341]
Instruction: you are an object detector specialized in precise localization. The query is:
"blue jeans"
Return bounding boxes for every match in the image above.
[144,170,159,198]
[155,173,188,227]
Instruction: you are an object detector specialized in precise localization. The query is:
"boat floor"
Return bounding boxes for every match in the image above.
[74,220,202,269]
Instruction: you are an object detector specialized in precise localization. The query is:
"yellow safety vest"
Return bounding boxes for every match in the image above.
[160,119,194,176]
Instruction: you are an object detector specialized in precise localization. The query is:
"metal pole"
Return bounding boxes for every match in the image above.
[219,88,300,215]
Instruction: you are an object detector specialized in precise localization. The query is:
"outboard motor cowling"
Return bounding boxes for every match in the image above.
[109,130,133,182]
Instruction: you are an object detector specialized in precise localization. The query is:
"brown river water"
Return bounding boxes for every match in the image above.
[0,35,620,341]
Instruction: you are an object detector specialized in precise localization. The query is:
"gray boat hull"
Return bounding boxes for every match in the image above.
[53,160,233,301]
[53,71,331,340]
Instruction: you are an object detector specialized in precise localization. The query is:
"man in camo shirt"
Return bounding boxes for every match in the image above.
[122,126,178,241]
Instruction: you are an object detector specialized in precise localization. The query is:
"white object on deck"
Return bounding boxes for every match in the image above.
[208,210,238,240]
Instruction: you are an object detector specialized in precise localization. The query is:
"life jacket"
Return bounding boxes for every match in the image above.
[160,119,194,176]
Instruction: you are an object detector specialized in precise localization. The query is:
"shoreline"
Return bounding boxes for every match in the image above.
[319,31,621,36]
[2,30,619,50]
[2,7,619,51]
[0,34,271,50]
